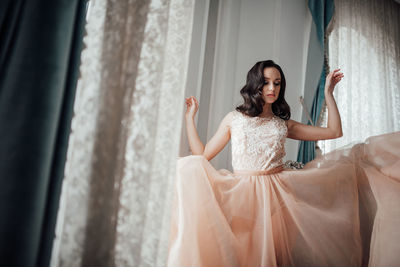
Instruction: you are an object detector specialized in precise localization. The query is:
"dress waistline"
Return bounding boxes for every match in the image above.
[233,165,284,176]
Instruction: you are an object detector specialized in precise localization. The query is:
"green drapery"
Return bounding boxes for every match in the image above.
[0,1,87,266]
[297,0,334,164]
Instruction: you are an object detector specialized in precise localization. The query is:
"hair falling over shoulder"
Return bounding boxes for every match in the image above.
[236,60,291,120]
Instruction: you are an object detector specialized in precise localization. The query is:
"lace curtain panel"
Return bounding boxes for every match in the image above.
[50,0,195,266]
[319,0,400,153]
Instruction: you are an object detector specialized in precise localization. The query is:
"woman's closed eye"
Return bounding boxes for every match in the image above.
[263,81,281,86]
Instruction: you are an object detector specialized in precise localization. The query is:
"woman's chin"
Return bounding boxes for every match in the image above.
[265,99,277,104]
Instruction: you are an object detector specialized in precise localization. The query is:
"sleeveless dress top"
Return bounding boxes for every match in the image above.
[231,110,287,171]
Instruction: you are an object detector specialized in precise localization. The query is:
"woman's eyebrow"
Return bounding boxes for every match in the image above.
[264,77,281,80]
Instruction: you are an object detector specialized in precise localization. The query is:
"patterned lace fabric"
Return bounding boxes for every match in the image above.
[319,0,400,154]
[51,0,195,266]
[230,110,288,171]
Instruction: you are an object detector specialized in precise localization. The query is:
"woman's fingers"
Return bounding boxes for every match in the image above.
[331,68,344,77]
[185,96,199,109]
[191,98,197,110]
[325,69,344,91]
[330,72,344,84]
[334,72,344,77]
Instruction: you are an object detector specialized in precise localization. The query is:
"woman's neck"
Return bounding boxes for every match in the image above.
[260,105,274,118]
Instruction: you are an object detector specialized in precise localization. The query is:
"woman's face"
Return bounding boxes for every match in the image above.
[262,67,281,104]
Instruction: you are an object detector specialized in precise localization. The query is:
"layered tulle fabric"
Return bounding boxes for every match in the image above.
[168,131,400,267]
[306,131,400,267]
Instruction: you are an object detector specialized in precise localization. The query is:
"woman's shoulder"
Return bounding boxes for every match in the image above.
[228,110,246,121]
[223,110,241,119]
[230,109,241,116]
[231,109,251,117]
[217,111,237,129]
[221,110,243,129]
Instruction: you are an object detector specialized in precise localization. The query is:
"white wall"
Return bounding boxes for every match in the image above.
[179,0,210,156]
[182,0,315,170]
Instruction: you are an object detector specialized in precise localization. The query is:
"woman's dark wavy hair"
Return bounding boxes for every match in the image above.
[236,60,291,120]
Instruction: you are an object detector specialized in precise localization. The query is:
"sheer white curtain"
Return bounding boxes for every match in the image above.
[319,0,400,153]
[50,0,195,266]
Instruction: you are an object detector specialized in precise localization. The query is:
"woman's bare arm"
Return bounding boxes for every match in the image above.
[185,96,232,160]
[185,96,204,154]
[287,69,343,141]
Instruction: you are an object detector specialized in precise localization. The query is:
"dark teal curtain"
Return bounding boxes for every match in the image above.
[297,0,334,164]
[0,0,87,266]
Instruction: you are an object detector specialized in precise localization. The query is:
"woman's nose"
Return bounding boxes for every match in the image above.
[268,84,275,91]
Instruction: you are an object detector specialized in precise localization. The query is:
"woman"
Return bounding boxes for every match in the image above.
[168,60,400,267]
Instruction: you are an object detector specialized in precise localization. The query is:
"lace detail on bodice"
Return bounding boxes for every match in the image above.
[230,110,288,171]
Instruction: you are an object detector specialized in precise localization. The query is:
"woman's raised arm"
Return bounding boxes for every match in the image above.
[287,69,344,141]
[185,96,232,160]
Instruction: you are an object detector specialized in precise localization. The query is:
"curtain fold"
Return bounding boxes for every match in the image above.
[51,0,195,266]
[0,1,87,267]
[297,0,334,164]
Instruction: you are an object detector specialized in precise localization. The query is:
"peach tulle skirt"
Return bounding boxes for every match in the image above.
[168,132,400,267]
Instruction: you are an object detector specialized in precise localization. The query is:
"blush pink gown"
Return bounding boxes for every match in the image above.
[167,110,400,267]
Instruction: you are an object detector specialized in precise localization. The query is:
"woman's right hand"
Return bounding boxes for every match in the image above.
[185,96,199,119]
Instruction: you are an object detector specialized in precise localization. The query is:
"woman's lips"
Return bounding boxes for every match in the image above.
[266,94,275,97]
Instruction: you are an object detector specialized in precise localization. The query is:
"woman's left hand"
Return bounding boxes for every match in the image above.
[325,69,344,95]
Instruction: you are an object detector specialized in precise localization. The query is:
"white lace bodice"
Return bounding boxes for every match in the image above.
[230,110,288,171]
